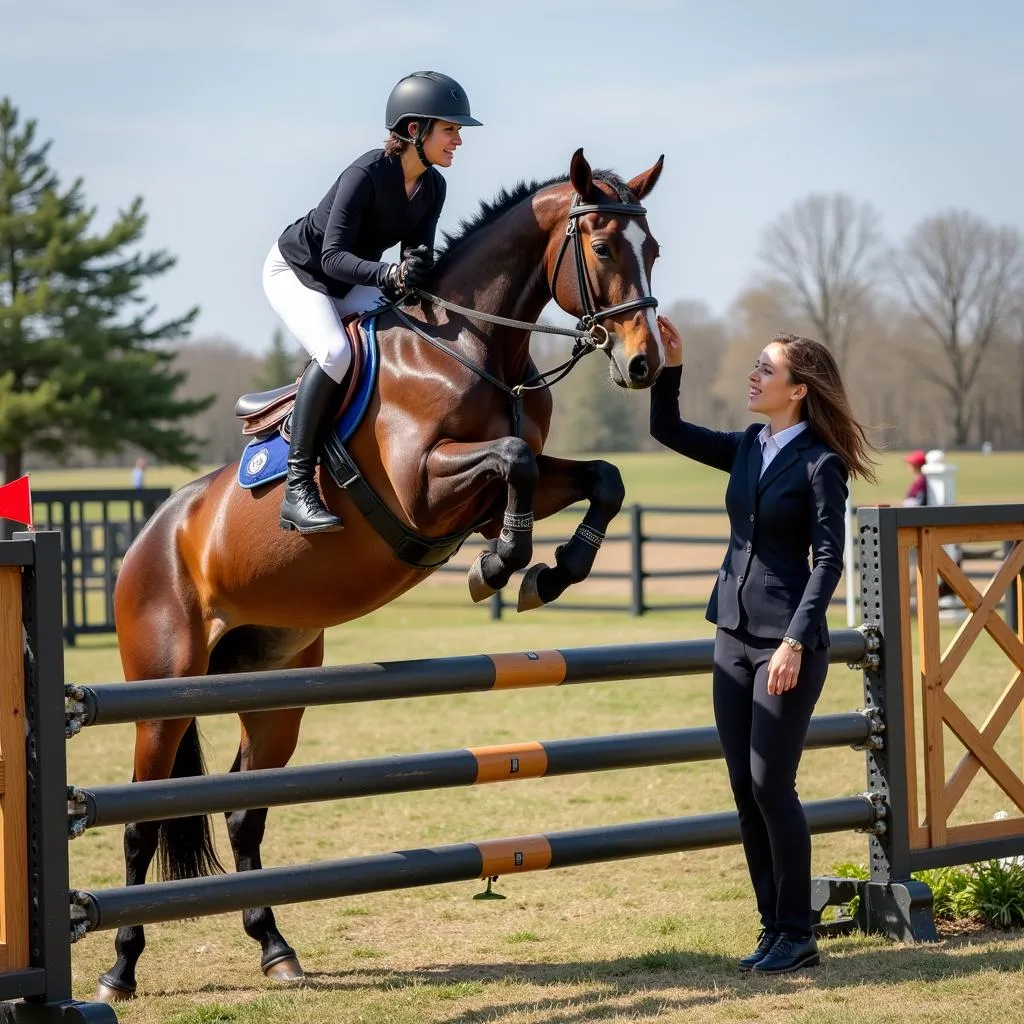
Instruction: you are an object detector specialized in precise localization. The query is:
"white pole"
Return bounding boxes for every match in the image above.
[844,496,856,627]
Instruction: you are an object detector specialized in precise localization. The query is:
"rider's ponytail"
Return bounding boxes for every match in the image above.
[383,130,407,157]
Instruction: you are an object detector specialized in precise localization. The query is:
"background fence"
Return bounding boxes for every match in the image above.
[31,489,1015,638]
[30,489,169,644]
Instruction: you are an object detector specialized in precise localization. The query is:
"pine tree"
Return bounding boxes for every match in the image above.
[0,97,214,482]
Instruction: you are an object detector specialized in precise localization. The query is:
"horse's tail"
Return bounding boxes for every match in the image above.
[157,720,224,881]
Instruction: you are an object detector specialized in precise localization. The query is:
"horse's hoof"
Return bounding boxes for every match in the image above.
[95,976,136,1003]
[264,956,305,985]
[467,551,497,603]
[517,563,549,612]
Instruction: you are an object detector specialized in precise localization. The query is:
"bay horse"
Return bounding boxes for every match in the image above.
[98,148,665,1001]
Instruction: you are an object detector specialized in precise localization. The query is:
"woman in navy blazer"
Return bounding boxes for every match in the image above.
[650,317,876,976]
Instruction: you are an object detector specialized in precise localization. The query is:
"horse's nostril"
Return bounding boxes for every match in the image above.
[627,355,649,382]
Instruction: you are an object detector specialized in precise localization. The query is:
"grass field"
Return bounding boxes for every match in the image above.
[38,451,1024,1022]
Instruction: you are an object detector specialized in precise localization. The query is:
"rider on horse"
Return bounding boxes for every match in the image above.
[262,71,482,534]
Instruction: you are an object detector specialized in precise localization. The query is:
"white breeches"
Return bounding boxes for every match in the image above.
[261,242,382,384]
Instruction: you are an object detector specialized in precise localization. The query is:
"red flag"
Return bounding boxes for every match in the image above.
[0,476,32,527]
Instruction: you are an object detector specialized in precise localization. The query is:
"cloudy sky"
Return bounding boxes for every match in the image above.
[4,0,1022,355]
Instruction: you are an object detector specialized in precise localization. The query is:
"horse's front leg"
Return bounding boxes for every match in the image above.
[517,455,625,611]
[425,437,539,600]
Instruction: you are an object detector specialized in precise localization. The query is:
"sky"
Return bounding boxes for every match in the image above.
[3,0,1023,356]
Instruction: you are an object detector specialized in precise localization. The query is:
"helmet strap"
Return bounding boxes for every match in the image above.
[393,118,435,169]
[412,118,434,169]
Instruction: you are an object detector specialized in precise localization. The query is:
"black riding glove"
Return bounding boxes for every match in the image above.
[380,246,434,301]
[401,245,434,291]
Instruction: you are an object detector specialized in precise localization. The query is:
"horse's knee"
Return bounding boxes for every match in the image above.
[496,436,539,492]
[589,461,625,518]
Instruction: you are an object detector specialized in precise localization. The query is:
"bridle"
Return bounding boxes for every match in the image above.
[547,191,659,345]
[382,185,659,435]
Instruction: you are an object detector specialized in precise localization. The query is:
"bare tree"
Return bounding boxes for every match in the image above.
[175,337,263,465]
[657,299,728,429]
[758,193,884,370]
[1009,295,1024,446]
[713,284,791,429]
[893,211,1024,447]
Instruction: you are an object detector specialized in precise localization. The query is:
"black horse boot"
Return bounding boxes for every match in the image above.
[279,361,344,533]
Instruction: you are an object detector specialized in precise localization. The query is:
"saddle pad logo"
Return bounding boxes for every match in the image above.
[246,448,270,476]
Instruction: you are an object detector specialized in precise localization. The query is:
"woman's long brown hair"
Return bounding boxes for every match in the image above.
[773,333,879,482]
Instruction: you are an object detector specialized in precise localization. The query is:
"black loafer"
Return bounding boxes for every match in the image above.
[738,929,779,972]
[751,933,820,974]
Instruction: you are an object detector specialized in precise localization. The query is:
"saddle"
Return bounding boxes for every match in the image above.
[233,314,366,441]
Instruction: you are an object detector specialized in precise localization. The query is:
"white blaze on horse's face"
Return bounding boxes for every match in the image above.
[596,214,663,391]
[622,219,664,364]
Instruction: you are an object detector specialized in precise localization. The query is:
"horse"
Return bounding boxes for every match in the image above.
[97,148,665,1001]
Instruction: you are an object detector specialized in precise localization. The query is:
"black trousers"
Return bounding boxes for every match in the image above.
[712,626,829,938]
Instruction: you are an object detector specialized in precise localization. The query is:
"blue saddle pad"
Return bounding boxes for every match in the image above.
[237,315,380,490]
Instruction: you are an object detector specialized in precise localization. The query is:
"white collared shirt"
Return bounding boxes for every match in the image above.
[757,421,808,477]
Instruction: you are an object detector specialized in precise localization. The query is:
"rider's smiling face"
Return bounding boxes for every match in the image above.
[419,121,462,168]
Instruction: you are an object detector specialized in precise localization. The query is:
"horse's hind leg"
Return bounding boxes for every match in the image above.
[224,634,320,984]
[97,618,211,1001]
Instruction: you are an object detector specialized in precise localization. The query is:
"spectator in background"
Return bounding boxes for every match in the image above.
[132,457,147,490]
[902,450,927,506]
[902,449,962,599]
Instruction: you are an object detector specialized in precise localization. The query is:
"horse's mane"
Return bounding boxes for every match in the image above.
[433,169,635,272]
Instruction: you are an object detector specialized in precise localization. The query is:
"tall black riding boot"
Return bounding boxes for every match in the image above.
[279,361,345,533]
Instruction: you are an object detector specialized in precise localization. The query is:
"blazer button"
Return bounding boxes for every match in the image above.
[749,514,755,522]
[746,542,752,553]
[738,574,745,584]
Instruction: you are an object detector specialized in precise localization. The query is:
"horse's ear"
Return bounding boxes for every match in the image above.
[569,148,595,200]
[627,155,665,200]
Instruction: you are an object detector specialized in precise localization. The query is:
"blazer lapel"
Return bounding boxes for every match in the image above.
[757,430,812,494]
[747,431,762,502]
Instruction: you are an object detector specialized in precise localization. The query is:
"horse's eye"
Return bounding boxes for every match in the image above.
[592,242,612,260]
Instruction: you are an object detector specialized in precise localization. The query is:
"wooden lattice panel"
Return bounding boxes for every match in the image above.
[899,525,1024,850]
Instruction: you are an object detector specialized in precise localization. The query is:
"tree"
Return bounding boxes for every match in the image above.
[176,337,264,465]
[712,284,791,429]
[251,327,305,391]
[0,97,213,483]
[657,299,728,429]
[758,193,884,371]
[544,343,643,454]
[893,211,1024,447]
[1010,296,1024,446]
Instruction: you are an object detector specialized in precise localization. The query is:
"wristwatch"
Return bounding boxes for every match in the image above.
[782,636,804,652]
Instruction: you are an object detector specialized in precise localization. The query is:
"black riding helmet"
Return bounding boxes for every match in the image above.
[385,71,482,167]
